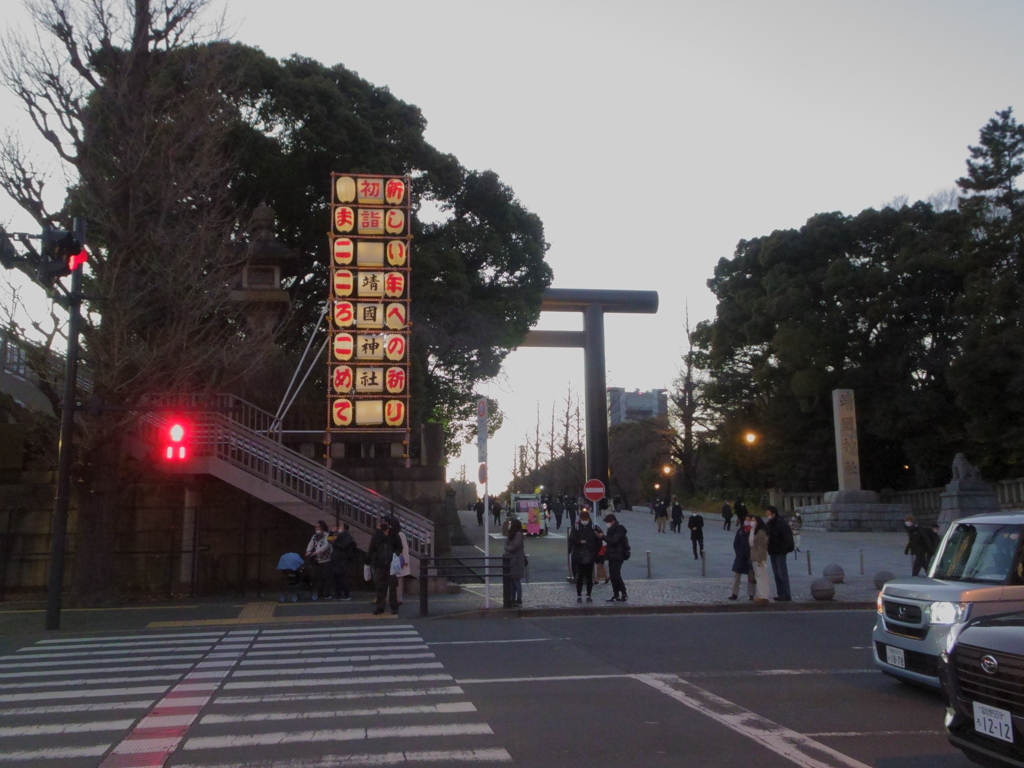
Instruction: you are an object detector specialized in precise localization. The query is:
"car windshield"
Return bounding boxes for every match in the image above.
[930,523,1024,584]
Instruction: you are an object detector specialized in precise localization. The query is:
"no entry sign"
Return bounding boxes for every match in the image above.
[583,479,606,502]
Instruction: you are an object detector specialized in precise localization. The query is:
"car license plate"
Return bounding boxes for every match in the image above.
[885,645,905,669]
[974,702,1014,744]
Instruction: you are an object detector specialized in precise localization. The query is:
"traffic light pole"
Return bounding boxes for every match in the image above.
[45,219,85,631]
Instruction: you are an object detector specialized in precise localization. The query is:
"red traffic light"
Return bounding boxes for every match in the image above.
[163,421,188,461]
[68,247,88,271]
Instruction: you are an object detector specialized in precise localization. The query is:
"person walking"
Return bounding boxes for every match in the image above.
[655,499,668,533]
[734,499,749,522]
[721,501,733,531]
[491,497,502,527]
[367,518,403,615]
[569,508,602,603]
[670,498,683,533]
[474,499,484,527]
[750,516,770,603]
[566,497,577,528]
[504,518,526,607]
[327,522,354,600]
[687,510,705,559]
[791,511,803,553]
[728,516,755,601]
[305,520,333,600]
[603,513,629,602]
[553,495,565,530]
[904,515,934,576]
[765,506,793,601]
[390,517,411,605]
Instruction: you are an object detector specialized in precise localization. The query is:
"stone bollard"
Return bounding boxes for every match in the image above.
[874,570,895,590]
[823,564,845,584]
[811,578,835,600]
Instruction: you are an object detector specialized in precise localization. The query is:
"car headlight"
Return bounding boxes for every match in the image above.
[930,601,968,625]
[876,593,884,614]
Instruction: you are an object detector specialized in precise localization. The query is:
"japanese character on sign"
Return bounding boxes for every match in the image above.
[838,392,854,408]
[843,460,860,475]
[333,269,354,297]
[358,272,384,297]
[840,417,855,433]
[385,209,405,234]
[385,367,406,393]
[333,333,354,360]
[357,303,384,328]
[357,178,383,204]
[384,399,406,427]
[334,207,354,233]
[356,367,383,392]
[332,365,353,393]
[386,240,407,266]
[384,272,404,298]
[358,208,384,234]
[386,303,407,330]
[333,301,355,327]
[332,398,353,426]
[841,436,858,454]
[384,334,406,361]
[357,335,385,360]
[385,179,406,205]
[333,237,354,265]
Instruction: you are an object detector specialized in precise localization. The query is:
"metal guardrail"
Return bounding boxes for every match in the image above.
[140,394,434,560]
[418,556,511,615]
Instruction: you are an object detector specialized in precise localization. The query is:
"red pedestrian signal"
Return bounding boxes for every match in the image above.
[164,421,188,461]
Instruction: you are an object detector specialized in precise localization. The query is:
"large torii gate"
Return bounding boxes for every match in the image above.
[520,288,659,498]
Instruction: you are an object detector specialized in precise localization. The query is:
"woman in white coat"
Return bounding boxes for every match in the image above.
[749,516,771,603]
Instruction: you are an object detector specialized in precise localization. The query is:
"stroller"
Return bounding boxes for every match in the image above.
[277,552,313,602]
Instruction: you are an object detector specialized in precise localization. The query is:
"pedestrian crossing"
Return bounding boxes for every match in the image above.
[0,625,512,767]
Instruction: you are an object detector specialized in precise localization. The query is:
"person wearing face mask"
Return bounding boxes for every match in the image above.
[305,520,333,600]
[749,515,770,603]
[569,507,603,603]
[729,516,755,601]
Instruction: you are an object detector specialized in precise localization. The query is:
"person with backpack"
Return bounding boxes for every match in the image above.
[687,510,705,559]
[602,513,629,602]
[327,522,354,601]
[765,505,793,601]
[367,518,403,615]
[568,507,602,603]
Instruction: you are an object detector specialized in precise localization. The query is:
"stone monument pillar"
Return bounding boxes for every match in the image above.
[798,388,909,531]
[937,453,999,532]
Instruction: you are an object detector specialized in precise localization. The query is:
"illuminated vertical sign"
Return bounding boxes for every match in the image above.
[328,174,411,441]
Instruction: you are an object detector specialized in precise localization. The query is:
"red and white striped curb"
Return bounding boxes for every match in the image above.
[98,631,256,768]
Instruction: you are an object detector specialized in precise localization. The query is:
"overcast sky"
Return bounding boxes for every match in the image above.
[3,1,1023,494]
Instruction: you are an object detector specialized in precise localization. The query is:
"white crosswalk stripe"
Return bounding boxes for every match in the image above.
[0,624,512,766]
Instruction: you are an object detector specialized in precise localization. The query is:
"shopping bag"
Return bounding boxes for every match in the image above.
[363,564,372,582]
[390,553,403,576]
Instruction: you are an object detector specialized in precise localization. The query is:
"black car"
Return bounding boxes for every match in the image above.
[942,611,1024,767]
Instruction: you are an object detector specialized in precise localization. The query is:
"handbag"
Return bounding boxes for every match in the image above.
[389,553,403,576]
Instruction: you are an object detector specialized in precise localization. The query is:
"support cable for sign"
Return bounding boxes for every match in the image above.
[272,304,327,434]
[270,335,328,435]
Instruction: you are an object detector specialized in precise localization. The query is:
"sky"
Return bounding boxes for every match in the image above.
[3,0,1024,494]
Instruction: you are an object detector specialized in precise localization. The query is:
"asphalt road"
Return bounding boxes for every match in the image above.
[0,610,971,767]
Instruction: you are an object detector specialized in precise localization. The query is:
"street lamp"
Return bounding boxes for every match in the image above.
[744,431,758,445]
[662,464,673,502]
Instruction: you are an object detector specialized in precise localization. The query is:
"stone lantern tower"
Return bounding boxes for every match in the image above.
[230,203,296,333]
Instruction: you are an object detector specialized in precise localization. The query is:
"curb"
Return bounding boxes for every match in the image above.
[427,600,877,620]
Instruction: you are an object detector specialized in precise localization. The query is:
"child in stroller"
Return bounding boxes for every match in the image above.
[277,552,313,602]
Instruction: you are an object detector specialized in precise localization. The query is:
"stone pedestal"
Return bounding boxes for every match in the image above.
[936,454,999,532]
[797,501,912,532]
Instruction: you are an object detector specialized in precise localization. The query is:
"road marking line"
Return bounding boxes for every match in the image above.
[31,632,224,644]
[148,613,399,628]
[0,674,182,690]
[224,673,453,690]
[245,643,424,657]
[7,647,213,660]
[0,685,169,703]
[20,639,216,652]
[213,685,466,706]
[0,719,136,737]
[184,722,494,749]
[0,663,193,679]
[457,674,630,684]
[202,702,477,724]
[805,730,943,737]
[251,633,420,648]
[427,639,551,646]
[634,673,871,768]
[0,701,155,716]
[240,653,435,667]
[0,654,204,669]
[261,624,415,635]
[229,662,444,679]
[0,745,111,761]
[173,748,512,767]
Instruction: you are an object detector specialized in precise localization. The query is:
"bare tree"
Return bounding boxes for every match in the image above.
[669,308,710,497]
[0,0,279,603]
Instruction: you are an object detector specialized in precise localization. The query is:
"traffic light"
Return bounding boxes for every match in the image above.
[0,228,18,270]
[37,224,88,287]
[163,420,189,461]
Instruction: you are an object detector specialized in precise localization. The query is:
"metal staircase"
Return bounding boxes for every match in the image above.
[139,394,434,567]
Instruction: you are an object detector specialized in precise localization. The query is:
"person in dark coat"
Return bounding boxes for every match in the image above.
[904,515,937,576]
[367,519,403,615]
[670,498,683,533]
[734,499,749,521]
[474,499,484,527]
[603,513,629,602]
[765,506,793,601]
[491,497,502,527]
[568,508,602,603]
[687,510,704,559]
[721,501,733,530]
[327,522,354,600]
[504,518,526,606]
[552,495,565,530]
[655,499,669,533]
[566,497,577,528]
[729,516,755,600]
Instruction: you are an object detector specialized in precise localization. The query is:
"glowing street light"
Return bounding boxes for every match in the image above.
[744,431,758,445]
[662,464,673,476]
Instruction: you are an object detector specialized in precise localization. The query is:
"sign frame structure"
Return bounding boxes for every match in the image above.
[326,173,413,455]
